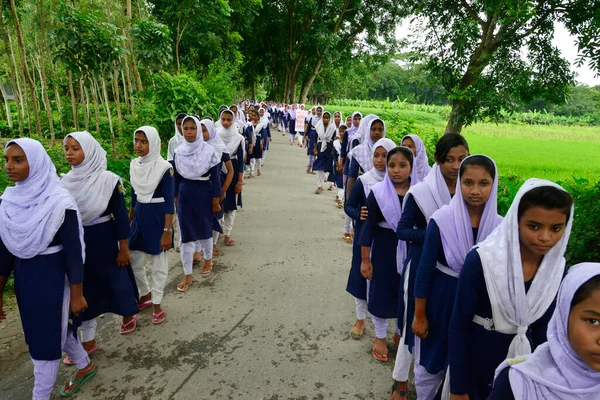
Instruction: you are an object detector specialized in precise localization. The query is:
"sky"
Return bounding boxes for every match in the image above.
[395,20,599,87]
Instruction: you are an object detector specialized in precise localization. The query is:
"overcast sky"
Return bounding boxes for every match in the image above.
[396,20,599,87]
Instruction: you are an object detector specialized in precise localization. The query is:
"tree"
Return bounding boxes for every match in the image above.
[403,1,583,133]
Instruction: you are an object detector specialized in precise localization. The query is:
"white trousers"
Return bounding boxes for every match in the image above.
[289,133,296,143]
[317,171,325,187]
[337,188,344,199]
[212,230,220,244]
[308,155,315,167]
[31,279,90,400]
[249,158,261,174]
[414,336,445,400]
[131,250,168,305]
[393,260,414,382]
[344,214,353,234]
[354,297,368,320]
[371,315,395,339]
[79,319,97,343]
[262,149,267,162]
[222,211,236,236]
[180,239,213,275]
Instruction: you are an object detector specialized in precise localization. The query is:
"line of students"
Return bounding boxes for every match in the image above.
[332,110,599,400]
[0,103,266,399]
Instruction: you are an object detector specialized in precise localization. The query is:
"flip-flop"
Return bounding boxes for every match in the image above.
[138,300,152,311]
[224,237,235,246]
[59,365,97,397]
[350,326,364,340]
[213,248,224,257]
[200,262,213,274]
[63,345,98,365]
[152,310,166,325]
[391,382,408,400]
[119,315,137,335]
[176,279,193,292]
[372,348,389,362]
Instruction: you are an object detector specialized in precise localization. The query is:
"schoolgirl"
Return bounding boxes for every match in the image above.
[282,104,290,135]
[129,126,174,325]
[259,108,272,166]
[173,116,222,292]
[305,106,322,174]
[448,179,574,399]
[62,131,139,360]
[340,111,362,181]
[360,146,414,362]
[0,138,96,398]
[288,104,297,145]
[333,124,347,208]
[246,110,264,177]
[201,118,232,258]
[217,109,245,246]
[489,262,600,400]
[312,111,336,194]
[168,112,187,162]
[391,133,469,400]
[412,155,502,399]
[346,114,383,196]
[344,138,397,341]
[325,111,344,191]
[402,134,431,183]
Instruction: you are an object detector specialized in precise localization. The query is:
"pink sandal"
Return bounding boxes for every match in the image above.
[152,310,166,325]
[120,315,137,334]
[138,300,152,311]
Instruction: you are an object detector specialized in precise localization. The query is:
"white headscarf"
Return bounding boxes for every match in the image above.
[130,126,172,204]
[175,116,220,180]
[351,116,386,172]
[402,134,431,183]
[359,138,397,195]
[0,138,85,260]
[315,111,337,152]
[404,163,452,221]
[202,118,229,161]
[478,178,574,359]
[217,109,244,156]
[62,131,121,225]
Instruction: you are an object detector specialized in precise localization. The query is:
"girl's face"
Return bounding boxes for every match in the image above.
[134,132,150,157]
[568,287,600,372]
[387,152,411,184]
[460,165,493,209]
[346,117,352,127]
[338,127,346,140]
[176,118,184,134]
[259,109,265,118]
[231,106,238,113]
[316,108,323,117]
[353,114,361,127]
[373,147,388,172]
[322,113,331,126]
[518,206,568,257]
[439,145,468,182]
[201,124,210,141]
[64,137,85,167]
[221,113,233,129]
[402,137,417,156]
[370,121,384,142]
[334,113,341,126]
[4,144,29,183]
[183,120,198,143]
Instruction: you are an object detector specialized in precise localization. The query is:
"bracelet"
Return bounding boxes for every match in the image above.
[163,228,173,233]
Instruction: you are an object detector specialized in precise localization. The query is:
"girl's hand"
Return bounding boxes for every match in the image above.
[116,247,131,268]
[70,295,88,317]
[160,231,172,252]
[260,144,264,151]
[360,261,373,280]
[0,296,6,323]
[235,182,243,194]
[314,150,318,157]
[213,203,221,213]
[269,138,273,142]
[450,395,470,400]
[360,206,368,221]
[412,316,429,339]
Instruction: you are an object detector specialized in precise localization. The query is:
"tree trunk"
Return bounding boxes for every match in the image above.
[0,85,13,130]
[10,0,42,136]
[100,74,117,158]
[90,78,101,134]
[122,58,135,114]
[175,4,189,74]
[121,66,130,113]
[299,58,323,104]
[68,70,79,131]
[37,0,55,143]
[54,84,65,133]
[0,8,22,135]
[125,0,132,19]
[112,68,123,135]
[444,101,464,134]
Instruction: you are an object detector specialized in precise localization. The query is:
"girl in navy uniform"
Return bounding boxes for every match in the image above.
[345,138,397,342]
[340,111,362,185]
[259,108,272,166]
[247,110,264,178]
[218,109,245,247]
[62,131,139,362]
[489,262,600,400]
[174,116,222,292]
[167,112,187,162]
[360,146,414,362]
[0,138,96,399]
[129,126,174,325]
[449,179,574,400]
[304,107,322,174]
[346,114,379,196]
[412,155,502,399]
[312,111,336,194]
[391,133,469,400]
[333,124,347,208]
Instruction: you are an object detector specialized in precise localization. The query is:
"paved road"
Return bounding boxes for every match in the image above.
[0,130,404,399]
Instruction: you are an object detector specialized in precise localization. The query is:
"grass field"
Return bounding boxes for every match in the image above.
[330,105,600,182]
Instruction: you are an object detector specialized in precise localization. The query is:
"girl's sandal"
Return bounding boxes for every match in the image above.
[391,382,408,400]
[200,262,213,274]
[59,364,97,397]
[152,310,166,325]
[224,237,235,246]
[119,315,137,334]
[343,234,353,244]
[213,247,224,257]
[176,279,193,292]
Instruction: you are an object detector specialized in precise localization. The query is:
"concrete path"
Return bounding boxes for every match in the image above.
[0,130,402,399]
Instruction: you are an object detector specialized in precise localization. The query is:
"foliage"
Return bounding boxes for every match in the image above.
[129,19,173,74]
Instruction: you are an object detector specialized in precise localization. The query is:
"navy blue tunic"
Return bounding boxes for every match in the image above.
[242,127,252,166]
[313,140,334,172]
[413,221,478,374]
[215,152,231,220]
[248,124,264,159]
[487,367,515,400]
[0,209,83,361]
[332,144,343,187]
[360,191,403,319]
[263,123,271,151]
[80,184,139,321]
[448,250,555,399]
[347,156,363,180]
[223,143,244,212]
[129,170,175,255]
[306,128,317,157]
[396,194,427,349]
[344,179,368,300]
[173,161,222,242]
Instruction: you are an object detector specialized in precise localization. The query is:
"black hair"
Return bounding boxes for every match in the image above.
[249,110,259,118]
[176,112,187,121]
[230,105,238,111]
[316,106,323,111]
[571,275,600,309]
[517,186,574,222]
[338,124,347,130]
[202,116,213,122]
[387,146,413,169]
[220,109,234,118]
[435,133,469,163]
[459,155,496,180]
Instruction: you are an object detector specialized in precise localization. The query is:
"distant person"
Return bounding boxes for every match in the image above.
[401,134,431,182]
[304,106,322,174]
[312,111,336,194]
[361,146,414,362]
[259,108,272,167]
[346,114,382,196]
[344,138,396,342]
[448,179,574,400]
[288,104,297,145]
[333,124,348,209]
[168,112,187,162]
[246,110,265,178]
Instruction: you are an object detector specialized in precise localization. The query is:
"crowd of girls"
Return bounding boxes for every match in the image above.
[0,101,274,399]
[288,104,598,400]
[1,100,599,400]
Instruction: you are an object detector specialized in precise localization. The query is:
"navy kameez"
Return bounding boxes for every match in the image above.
[344,179,368,300]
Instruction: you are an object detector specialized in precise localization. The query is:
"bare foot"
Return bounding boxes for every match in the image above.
[350,319,365,339]
[139,292,152,304]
